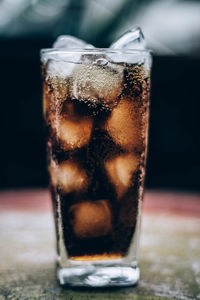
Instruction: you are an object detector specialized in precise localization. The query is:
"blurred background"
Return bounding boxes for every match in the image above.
[0,0,200,191]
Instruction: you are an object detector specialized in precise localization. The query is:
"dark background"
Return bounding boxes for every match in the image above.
[0,0,200,191]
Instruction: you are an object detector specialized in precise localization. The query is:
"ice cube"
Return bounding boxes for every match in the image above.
[49,160,87,194]
[53,101,93,150]
[104,98,143,151]
[46,59,76,78]
[105,154,138,199]
[70,59,123,109]
[53,35,94,49]
[57,118,93,150]
[69,200,112,239]
[44,36,94,78]
[110,27,146,50]
[109,27,148,64]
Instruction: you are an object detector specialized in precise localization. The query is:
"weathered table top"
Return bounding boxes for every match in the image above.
[0,190,200,300]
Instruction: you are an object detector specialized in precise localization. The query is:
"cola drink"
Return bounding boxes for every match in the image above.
[41,46,151,286]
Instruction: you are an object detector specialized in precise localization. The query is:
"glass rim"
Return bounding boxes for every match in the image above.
[40,48,152,58]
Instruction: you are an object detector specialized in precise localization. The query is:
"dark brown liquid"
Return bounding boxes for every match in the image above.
[42,59,150,260]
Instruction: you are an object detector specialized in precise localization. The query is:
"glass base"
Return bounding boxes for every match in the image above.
[57,265,140,287]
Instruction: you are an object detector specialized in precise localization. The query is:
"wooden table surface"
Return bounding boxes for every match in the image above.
[0,189,200,300]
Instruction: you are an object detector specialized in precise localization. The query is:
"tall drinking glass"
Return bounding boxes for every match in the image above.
[41,49,152,287]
